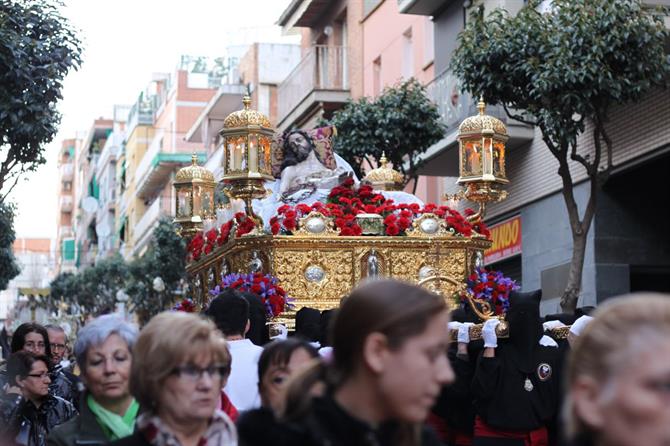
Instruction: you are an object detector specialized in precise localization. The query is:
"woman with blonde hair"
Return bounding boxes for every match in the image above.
[110,312,236,446]
[275,279,454,446]
[565,293,670,446]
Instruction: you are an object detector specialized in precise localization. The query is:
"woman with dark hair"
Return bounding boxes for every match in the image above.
[237,339,318,445]
[277,279,454,446]
[0,352,76,446]
[3,323,77,409]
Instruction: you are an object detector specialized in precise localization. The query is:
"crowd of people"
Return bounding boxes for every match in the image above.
[0,279,668,446]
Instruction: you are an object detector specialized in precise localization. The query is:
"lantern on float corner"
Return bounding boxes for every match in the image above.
[455,98,509,215]
[220,95,274,223]
[173,154,216,239]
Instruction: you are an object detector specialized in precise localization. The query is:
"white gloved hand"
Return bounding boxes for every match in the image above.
[458,322,475,344]
[448,321,462,331]
[569,315,594,337]
[542,320,566,331]
[482,319,500,348]
[269,323,288,340]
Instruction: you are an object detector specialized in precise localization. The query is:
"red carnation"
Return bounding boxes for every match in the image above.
[385,224,400,236]
[271,222,281,235]
[284,217,297,231]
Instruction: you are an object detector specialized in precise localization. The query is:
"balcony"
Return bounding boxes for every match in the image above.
[58,226,73,239]
[126,96,156,136]
[397,0,452,15]
[60,163,74,181]
[59,195,73,212]
[415,69,534,177]
[277,45,350,131]
[135,130,206,199]
[132,196,172,257]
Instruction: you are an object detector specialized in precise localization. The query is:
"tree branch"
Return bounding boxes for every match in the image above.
[570,142,593,175]
[503,103,538,127]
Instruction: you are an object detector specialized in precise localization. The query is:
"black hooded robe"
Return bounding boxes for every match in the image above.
[472,290,562,446]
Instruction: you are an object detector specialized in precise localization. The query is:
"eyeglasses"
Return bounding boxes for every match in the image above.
[50,343,66,351]
[171,364,229,382]
[27,372,50,380]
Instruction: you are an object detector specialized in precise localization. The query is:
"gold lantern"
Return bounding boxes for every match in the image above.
[173,154,216,238]
[451,98,509,220]
[363,152,405,191]
[220,96,274,223]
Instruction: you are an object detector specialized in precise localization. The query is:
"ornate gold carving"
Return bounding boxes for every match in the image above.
[223,96,272,129]
[363,152,404,191]
[293,211,339,237]
[175,154,215,182]
[406,213,451,237]
[185,235,492,322]
[458,100,507,136]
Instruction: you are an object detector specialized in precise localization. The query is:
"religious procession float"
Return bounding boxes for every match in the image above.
[171,96,568,340]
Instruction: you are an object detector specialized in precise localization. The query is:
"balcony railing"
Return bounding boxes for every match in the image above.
[60,163,74,181]
[134,129,165,191]
[59,195,73,212]
[278,45,349,122]
[425,69,507,133]
[133,196,172,247]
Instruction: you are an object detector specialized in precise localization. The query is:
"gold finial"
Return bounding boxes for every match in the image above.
[191,153,198,165]
[477,96,486,115]
[380,152,388,167]
[242,95,251,110]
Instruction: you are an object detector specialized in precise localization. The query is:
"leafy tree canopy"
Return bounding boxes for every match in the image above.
[0,0,83,201]
[0,201,19,290]
[452,0,669,153]
[451,0,669,311]
[326,78,445,186]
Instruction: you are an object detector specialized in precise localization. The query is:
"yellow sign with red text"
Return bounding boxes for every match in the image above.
[484,215,522,264]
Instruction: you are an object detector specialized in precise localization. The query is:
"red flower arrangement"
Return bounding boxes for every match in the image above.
[212,273,289,318]
[172,298,197,313]
[188,213,257,262]
[271,180,490,238]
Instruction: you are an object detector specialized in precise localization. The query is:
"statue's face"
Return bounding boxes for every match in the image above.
[288,132,311,162]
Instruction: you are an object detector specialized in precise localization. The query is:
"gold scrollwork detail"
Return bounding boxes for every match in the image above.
[293,211,339,237]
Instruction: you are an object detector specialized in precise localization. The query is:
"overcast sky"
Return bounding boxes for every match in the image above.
[11,0,297,239]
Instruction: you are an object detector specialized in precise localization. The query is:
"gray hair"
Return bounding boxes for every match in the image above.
[74,314,139,373]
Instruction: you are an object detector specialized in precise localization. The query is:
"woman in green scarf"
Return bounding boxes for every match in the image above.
[47,315,140,446]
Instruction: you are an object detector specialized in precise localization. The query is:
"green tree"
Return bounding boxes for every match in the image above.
[451,0,669,312]
[0,202,19,290]
[50,255,128,315]
[0,0,83,200]
[127,218,186,322]
[327,78,445,189]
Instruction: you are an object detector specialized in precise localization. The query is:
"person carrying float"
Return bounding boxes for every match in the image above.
[471,290,562,446]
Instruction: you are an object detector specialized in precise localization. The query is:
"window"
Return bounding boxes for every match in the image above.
[62,181,72,192]
[363,0,382,17]
[373,56,382,96]
[402,28,414,79]
[423,18,434,66]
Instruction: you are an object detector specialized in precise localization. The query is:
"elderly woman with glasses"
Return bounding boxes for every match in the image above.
[110,312,236,446]
[0,351,76,446]
[47,315,139,446]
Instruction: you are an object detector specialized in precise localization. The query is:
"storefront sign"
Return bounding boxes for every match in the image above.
[484,215,522,264]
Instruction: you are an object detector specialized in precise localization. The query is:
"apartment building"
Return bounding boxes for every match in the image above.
[120,63,227,259]
[74,118,113,269]
[276,0,365,131]
[187,43,301,181]
[0,238,55,323]
[55,138,79,274]
[400,0,670,309]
